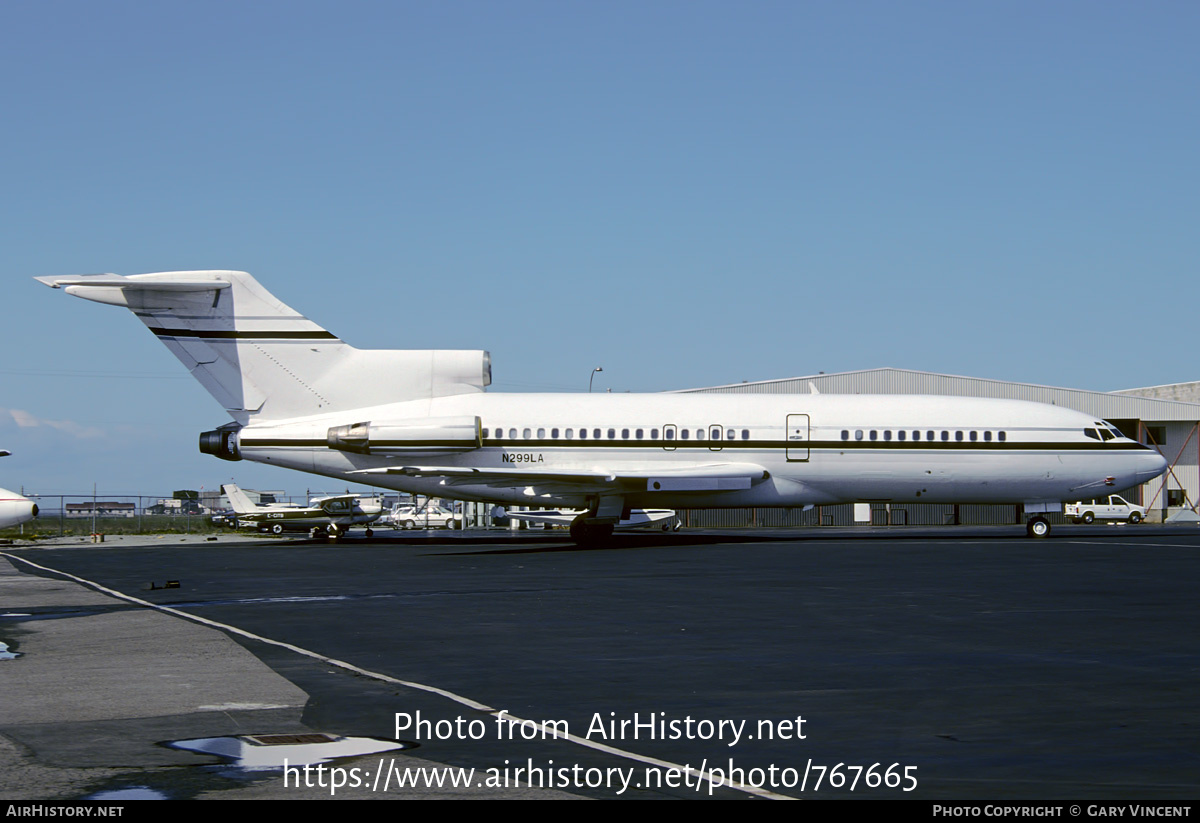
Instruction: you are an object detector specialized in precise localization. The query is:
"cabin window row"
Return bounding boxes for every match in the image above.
[482,427,754,441]
[840,429,1007,443]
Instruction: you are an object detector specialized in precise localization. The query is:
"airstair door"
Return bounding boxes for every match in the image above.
[786,414,810,461]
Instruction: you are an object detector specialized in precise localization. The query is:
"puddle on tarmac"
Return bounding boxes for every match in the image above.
[168,732,409,770]
[87,786,169,800]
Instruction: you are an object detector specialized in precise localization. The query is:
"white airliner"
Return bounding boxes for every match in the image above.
[36,271,1168,542]
[0,451,38,530]
[222,483,382,537]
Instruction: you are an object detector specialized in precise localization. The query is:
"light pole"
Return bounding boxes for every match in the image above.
[589,366,603,393]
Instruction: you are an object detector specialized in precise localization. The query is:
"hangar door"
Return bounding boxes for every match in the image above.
[786,414,809,461]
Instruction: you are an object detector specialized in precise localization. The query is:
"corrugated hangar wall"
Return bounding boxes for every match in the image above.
[676,368,1200,526]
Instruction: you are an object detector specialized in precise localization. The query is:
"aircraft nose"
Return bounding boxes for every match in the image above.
[1137,450,1169,483]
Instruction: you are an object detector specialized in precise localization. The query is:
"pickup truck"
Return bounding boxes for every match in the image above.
[1064,495,1147,524]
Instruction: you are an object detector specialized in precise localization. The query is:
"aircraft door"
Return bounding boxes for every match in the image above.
[786,414,810,461]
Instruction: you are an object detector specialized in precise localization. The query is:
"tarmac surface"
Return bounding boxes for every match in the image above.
[2,524,1199,800]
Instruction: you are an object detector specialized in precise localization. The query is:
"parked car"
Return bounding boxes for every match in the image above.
[391,505,462,530]
[1064,495,1147,524]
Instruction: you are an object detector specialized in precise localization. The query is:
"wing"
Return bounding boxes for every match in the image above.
[354,462,769,496]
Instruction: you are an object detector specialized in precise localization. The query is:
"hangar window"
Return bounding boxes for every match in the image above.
[1144,426,1166,446]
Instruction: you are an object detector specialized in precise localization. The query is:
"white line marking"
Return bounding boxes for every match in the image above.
[2,552,791,799]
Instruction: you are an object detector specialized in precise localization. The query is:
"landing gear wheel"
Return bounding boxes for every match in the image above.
[1026,516,1051,538]
[1128,512,1142,524]
[569,517,615,545]
[365,528,374,537]
[1082,512,1095,524]
[271,523,284,535]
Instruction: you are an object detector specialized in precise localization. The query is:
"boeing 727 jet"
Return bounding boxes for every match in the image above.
[36,271,1168,542]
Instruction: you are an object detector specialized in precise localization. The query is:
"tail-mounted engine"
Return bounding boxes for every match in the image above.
[327,416,482,455]
[198,426,242,461]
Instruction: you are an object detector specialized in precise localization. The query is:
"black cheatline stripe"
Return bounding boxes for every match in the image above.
[238,438,1150,453]
[150,328,338,340]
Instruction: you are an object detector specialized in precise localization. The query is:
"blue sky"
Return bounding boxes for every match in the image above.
[3,1,1198,496]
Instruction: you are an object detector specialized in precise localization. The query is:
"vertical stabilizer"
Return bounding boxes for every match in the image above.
[36,271,491,423]
[221,484,258,515]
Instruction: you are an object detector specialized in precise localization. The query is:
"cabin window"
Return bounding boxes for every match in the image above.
[593,428,601,439]
[841,430,850,441]
[651,428,659,439]
[855,430,864,441]
[636,429,644,439]
[537,428,545,438]
[941,431,949,441]
[564,428,572,439]
[482,428,489,438]
[727,429,736,440]
[681,430,690,440]
[970,431,978,442]
[579,428,588,439]
[622,429,630,439]
[883,430,892,441]
[955,431,963,442]
[998,431,1006,442]
[607,428,616,439]
[926,431,935,441]
[551,428,559,438]
[741,429,750,440]
[523,428,531,439]
[869,430,878,441]
[665,429,674,440]
[509,428,517,439]
[697,429,706,441]
[983,431,992,442]
[897,430,906,441]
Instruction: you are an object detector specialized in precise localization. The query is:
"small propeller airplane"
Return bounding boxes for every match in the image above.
[222,483,382,538]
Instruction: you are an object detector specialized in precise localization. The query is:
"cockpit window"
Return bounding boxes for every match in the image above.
[1084,428,1101,440]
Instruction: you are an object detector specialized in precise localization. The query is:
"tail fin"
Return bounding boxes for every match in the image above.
[221,484,258,514]
[36,271,491,423]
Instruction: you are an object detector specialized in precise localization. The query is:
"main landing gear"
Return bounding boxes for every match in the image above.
[569,515,615,545]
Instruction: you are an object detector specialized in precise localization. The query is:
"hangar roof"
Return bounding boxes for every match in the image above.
[679,367,1200,423]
